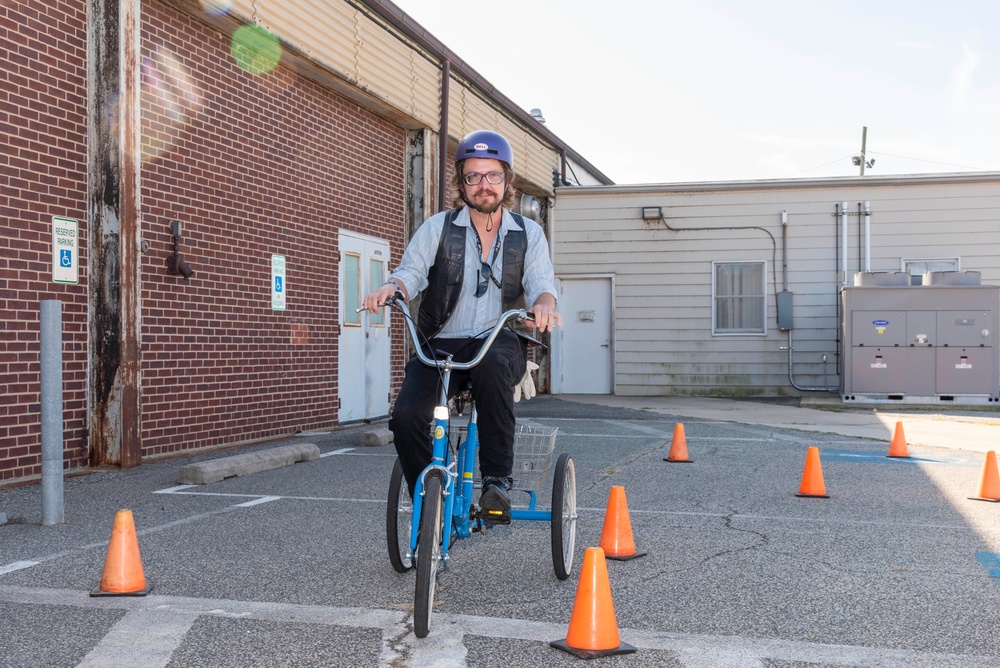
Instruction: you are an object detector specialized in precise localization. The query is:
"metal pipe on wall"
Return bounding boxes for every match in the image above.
[40,300,65,526]
[841,201,848,285]
[864,201,871,272]
[437,58,451,212]
[787,329,839,392]
[784,210,838,392]
[781,210,788,291]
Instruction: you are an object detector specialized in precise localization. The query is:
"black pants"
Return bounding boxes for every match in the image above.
[389,329,527,497]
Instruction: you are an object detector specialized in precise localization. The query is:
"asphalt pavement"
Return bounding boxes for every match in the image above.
[2,395,1000,668]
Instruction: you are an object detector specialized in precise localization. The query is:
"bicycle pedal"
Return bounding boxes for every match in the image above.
[477,507,511,525]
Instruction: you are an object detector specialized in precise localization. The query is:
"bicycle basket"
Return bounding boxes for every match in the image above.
[510,424,559,493]
[453,423,559,495]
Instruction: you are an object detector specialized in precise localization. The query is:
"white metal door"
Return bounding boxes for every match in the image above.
[558,276,613,394]
[338,232,391,423]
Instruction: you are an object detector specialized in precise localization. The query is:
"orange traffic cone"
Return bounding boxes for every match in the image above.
[887,421,909,458]
[969,450,1000,503]
[795,446,829,498]
[91,509,152,596]
[664,423,692,463]
[550,547,637,658]
[599,486,646,561]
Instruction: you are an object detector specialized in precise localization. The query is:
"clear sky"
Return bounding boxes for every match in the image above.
[393,0,1000,185]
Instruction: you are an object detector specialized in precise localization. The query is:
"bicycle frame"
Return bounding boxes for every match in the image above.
[388,297,550,567]
[373,294,576,637]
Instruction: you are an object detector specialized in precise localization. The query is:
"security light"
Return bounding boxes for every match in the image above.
[641,206,662,221]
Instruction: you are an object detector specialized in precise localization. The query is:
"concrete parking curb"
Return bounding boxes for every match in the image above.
[359,426,393,447]
[176,443,320,485]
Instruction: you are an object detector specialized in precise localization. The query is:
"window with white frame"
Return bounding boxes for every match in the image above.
[901,257,960,285]
[713,261,766,335]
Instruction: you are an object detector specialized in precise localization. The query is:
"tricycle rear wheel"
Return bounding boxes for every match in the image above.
[550,453,577,580]
[386,458,413,573]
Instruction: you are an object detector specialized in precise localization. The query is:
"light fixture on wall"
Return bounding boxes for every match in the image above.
[519,194,540,221]
[166,219,194,281]
[641,206,663,221]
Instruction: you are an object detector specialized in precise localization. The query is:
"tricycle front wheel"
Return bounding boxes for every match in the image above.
[413,471,444,638]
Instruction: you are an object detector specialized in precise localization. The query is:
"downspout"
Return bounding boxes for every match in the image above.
[437,58,450,212]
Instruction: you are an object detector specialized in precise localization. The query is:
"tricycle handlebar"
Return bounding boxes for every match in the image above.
[374,292,532,371]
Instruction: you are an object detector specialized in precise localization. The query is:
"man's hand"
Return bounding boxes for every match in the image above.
[362,280,406,313]
[527,295,561,333]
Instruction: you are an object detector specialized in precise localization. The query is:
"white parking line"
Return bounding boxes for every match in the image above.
[152,485,198,494]
[77,606,199,668]
[320,448,355,458]
[234,496,281,508]
[1,585,992,668]
[0,560,39,575]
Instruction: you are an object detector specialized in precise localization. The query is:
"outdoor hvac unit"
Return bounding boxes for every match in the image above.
[842,272,1000,405]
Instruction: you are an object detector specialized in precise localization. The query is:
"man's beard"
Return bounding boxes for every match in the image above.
[468,188,502,214]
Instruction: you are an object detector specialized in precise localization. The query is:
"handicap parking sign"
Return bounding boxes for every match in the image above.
[52,216,79,284]
[271,254,286,310]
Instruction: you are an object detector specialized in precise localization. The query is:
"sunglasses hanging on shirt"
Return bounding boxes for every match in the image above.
[476,262,502,298]
[474,230,503,298]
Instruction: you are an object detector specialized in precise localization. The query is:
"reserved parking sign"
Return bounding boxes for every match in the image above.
[52,216,78,284]
[271,254,286,310]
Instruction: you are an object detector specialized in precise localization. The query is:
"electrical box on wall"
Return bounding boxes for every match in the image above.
[776,291,794,331]
[841,273,1000,405]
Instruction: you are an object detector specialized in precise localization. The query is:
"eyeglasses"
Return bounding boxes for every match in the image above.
[476,262,501,298]
[463,171,505,186]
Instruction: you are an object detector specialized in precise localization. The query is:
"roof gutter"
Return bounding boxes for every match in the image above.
[360,0,615,186]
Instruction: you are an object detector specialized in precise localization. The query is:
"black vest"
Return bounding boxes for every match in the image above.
[417,208,528,341]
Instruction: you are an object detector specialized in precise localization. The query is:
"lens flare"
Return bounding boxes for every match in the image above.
[199,0,232,16]
[231,24,282,75]
[141,47,203,161]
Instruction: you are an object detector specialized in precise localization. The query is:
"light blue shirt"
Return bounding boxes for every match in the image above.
[390,207,556,338]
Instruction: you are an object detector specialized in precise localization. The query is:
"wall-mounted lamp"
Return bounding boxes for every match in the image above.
[641,206,663,221]
[166,219,194,281]
[518,194,540,221]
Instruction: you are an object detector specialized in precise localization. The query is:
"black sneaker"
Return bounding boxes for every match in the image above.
[479,476,512,524]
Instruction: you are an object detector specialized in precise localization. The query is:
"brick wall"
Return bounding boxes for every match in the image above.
[138,3,406,458]
[0,1,90,482]
[0,1,409,483]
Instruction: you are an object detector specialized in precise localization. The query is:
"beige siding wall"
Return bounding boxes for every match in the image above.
[554,174,1000,397]
[215,0,559,194]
